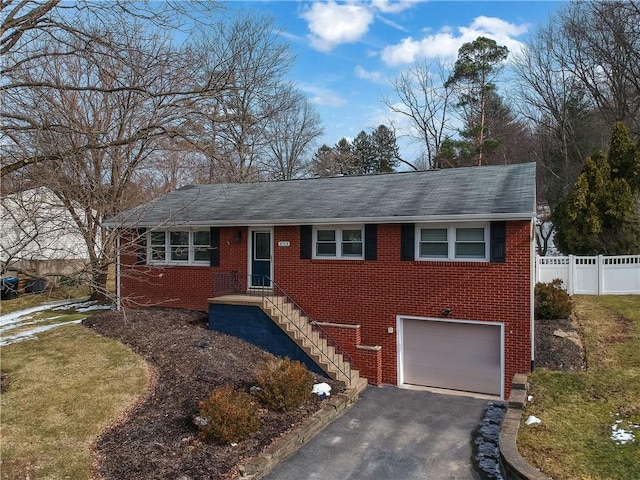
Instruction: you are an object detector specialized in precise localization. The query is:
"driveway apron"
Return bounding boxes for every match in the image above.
[264,386,487,480]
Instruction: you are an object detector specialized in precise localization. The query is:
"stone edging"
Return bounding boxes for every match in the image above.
[499,374,551,480]
[235,385,363,479]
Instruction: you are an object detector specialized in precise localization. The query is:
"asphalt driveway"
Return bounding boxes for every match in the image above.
[264,386,487,480]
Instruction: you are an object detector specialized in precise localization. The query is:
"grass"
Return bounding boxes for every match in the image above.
[0,324,150,480]
[518,296,640,480]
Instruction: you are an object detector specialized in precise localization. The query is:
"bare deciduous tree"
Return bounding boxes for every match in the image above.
[381,59,454,170]
[1,6,234,298]
[1,0,228,177]
[513,0,640,205]
[559,1,640,133]
[179,14,297,183]
[261,86,324,180]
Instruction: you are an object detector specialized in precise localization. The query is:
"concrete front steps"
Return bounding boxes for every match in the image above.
[261,296,368,393]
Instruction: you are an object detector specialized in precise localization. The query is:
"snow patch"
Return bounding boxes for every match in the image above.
[0,297,108,347]
[0,298,84,325]
[611,419,638,445]
[0,319,83,346]
[525,415,542,426]
[52,300,111,312]
[312,382,332,398]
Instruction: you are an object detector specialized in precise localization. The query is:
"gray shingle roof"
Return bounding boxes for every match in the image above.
[105,163,536,227]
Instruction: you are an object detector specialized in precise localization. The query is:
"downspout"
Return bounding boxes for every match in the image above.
[530,214,536,372]
[116,232,121,311]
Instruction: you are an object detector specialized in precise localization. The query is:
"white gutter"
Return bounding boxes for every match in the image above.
[105,212,535,229]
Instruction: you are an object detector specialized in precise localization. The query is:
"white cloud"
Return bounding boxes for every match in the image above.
[354,65,387,84]
[381,16,530,66]
[468,16,529,37]
[372,0,421,14]
[376,14,409,32]
[299,83,348,107]
[301,1,374,52]
[275,30,304,43]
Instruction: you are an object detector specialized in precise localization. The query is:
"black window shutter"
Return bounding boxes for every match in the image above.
[300,225,312,259]
[490,221,506,263]
[136,228,147,265]
[210,227,220,267]
[364,224,377,261]
[400,223,415,261]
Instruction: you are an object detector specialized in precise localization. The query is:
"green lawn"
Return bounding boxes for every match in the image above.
[1,324,149,479]
[518,296,640,480]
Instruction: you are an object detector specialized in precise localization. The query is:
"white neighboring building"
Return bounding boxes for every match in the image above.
[1,188,90,278]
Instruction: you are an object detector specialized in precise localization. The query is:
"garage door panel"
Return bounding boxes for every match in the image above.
[402,319,501,396]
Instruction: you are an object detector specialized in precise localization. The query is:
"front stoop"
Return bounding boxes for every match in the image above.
[235,384,363,480]
[260,297,368,392]
[499,374,552,480]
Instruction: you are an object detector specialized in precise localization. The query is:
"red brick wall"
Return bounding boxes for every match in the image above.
[119,222,532,397]
[272,222,532,396]
[120,227,249,311]
[317,323,383,385]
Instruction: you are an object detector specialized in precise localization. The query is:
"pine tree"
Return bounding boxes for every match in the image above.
[445,37,509,166]
[371,125,399,173]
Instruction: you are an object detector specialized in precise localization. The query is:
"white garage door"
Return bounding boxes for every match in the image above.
[400,318,502,396]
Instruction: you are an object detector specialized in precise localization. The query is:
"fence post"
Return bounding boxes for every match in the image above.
[598,255,604,295]
[568,254,575,295]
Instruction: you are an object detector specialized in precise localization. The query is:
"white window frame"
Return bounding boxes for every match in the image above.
[312,225,364,259]
[416,223,489,261]
[147,229,210,266]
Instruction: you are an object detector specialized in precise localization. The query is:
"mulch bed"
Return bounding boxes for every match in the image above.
[82,308,343,480]
[534,316,586,371]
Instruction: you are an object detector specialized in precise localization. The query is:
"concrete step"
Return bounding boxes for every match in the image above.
[261,295,360,388]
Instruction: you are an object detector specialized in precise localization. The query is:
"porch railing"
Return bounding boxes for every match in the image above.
[213,271,242,296]
[213,271,353,384]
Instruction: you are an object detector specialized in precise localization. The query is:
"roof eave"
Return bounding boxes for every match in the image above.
[104,212,535,229]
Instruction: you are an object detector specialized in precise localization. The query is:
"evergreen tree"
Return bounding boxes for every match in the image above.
[552,125,640,254]
[609,122,640,192]
[312,126,399,177]
[371,125,400,173]
[445,36,509,166]
[352,131,376,175]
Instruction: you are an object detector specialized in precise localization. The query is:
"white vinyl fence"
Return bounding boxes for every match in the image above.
[536,255,640,295]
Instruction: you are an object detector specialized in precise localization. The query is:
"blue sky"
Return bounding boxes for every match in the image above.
[228,1,566,161]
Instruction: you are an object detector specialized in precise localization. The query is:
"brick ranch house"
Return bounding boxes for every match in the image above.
[106,163,536,399]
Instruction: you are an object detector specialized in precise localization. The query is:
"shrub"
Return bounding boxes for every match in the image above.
[58,275,82,287]
[195,384,260,444]
[256,357,314,412]
[535,279,572,320]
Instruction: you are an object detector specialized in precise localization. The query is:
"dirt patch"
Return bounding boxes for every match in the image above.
[535,317,586,371]
[0,371,9,393]
[82,308,343,480]
[607,313,633,343]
